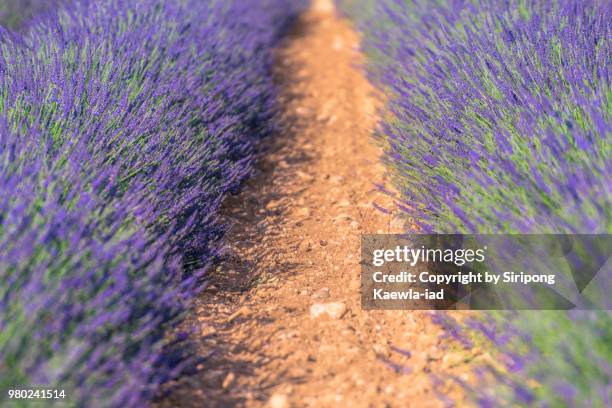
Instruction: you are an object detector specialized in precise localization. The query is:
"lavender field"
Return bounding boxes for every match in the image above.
[339,0,611,406]
[1,0,610,406]
[0,0,303,406]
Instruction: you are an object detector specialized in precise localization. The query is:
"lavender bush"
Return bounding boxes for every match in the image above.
[0,0,65,30]
[0,0,303,406]
[339,0,611,406]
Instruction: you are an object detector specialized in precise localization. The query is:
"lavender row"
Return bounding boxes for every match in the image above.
[346,0,610,233]
[339,0,610,406]
[0,0,304,406]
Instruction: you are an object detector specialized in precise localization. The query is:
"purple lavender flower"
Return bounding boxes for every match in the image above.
[0,0,305,406]
[340,0,611,406]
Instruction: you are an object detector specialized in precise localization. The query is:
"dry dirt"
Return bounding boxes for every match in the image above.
[156,1,479,407]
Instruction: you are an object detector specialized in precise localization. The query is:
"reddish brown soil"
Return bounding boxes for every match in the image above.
[156,1,480,407]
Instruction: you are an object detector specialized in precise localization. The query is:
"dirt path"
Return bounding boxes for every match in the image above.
[156,1,477,407]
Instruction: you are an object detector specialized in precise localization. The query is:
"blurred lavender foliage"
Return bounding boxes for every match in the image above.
[0,0,304,406]
[0,0,65,30]
[339,0,611,406]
